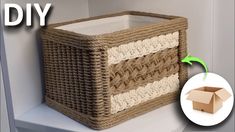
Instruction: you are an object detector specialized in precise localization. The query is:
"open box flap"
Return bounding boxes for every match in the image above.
[215,89,231,101]
[187,90,214,104]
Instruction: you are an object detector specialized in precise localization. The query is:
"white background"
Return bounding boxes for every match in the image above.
[1,0,234,131]
[181,73,234,126]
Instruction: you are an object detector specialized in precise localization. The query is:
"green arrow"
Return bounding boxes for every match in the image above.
[181,54,208,78]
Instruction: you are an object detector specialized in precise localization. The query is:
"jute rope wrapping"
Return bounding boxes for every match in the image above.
[109,47,179,94]
[41,11,188,130]
[107,32,179,65]
[111,73,179,114]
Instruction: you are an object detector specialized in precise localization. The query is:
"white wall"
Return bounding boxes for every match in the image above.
[3,0,89,117]
[88,0,214,77]
[213,0,234,88]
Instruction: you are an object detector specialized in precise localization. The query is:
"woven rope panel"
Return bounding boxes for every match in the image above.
[41,11,188,130]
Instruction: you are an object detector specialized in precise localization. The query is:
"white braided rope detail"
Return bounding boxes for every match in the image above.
[111,73,179,114]
[108,32,179,65]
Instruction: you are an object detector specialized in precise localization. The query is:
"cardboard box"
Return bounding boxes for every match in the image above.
[187,86,231,113]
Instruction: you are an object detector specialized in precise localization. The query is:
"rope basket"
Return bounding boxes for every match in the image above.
[40,11,188,130]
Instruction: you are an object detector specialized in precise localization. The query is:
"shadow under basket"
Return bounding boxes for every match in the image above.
[41,11,188,130]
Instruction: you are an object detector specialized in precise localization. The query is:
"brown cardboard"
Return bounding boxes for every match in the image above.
[187,86,231,113]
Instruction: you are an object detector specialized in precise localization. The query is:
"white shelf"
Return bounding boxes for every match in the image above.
[15,102,187,132]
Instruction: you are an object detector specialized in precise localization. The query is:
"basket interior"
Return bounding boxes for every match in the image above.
[56,15,168,35]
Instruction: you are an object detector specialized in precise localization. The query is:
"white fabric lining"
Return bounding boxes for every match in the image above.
[56,15,167,35]
[111,73,179,114]
[108,32,179,65]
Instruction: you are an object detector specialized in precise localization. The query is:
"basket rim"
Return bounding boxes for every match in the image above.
[48,11,182,28]
[41,11,187,49]
[43,11,187,36]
